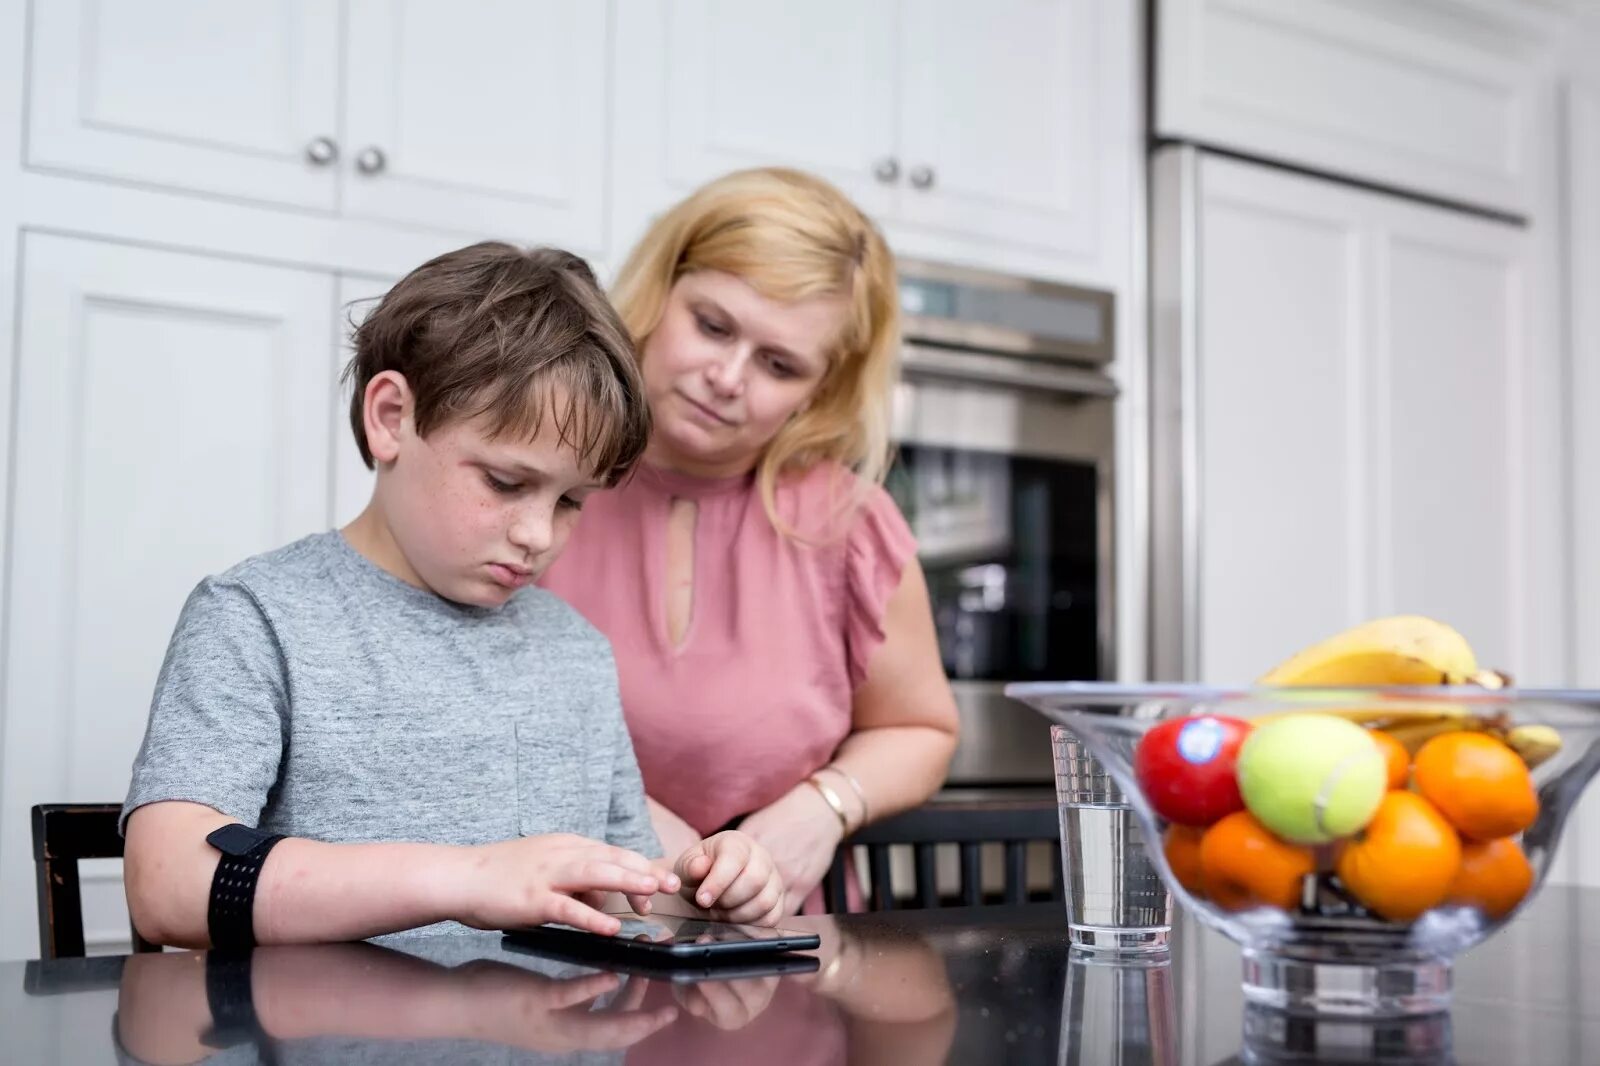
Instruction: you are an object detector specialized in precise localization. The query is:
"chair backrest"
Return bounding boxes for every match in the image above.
[31,804,161,959]
[822,797,1062,912]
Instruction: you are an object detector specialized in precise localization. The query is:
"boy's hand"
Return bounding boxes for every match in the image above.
[673,831,784,926]
[453,834,680,935]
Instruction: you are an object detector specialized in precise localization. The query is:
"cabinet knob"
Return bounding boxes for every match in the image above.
[909,165,935,190]
[304,136,339,166]
[355,146,388,175]
[873,157,900,184]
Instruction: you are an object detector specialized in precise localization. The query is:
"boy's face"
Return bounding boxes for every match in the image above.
[366,377,602,608]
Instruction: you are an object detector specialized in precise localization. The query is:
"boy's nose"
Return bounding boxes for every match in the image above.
[508,505,554,556]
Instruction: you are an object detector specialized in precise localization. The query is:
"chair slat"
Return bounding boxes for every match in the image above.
[913,843,938,908]
[1004,842,1028,905]
[868,844,895,911]
[959,843,983,907]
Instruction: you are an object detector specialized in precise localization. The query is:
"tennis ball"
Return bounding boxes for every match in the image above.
[1236,714,1386,845]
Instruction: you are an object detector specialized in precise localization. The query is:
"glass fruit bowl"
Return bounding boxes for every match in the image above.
[1006,682,1600,1018]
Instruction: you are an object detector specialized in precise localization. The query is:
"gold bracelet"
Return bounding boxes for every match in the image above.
[821,763,870,824]
[806,775,851,832]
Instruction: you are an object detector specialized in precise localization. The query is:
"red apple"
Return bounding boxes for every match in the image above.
[1134,715,1252,826]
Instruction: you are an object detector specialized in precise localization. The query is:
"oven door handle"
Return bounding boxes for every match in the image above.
[900,343,1119,399]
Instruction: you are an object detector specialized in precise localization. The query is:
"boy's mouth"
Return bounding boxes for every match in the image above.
[487,561,534,589]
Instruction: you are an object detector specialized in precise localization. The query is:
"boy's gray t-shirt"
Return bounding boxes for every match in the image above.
[123,531,661,909]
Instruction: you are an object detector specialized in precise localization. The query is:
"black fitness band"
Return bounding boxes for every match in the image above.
[205,823,285,951]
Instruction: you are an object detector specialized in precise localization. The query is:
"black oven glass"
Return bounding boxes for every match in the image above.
[885,444,1101,683]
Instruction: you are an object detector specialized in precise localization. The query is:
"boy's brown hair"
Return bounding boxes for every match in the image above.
[344,242,649,485]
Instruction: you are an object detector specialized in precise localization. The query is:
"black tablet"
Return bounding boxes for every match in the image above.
[502,914,821,965]
[501,937,822,981]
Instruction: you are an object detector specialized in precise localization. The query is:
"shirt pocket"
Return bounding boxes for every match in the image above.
[514,718,606,840]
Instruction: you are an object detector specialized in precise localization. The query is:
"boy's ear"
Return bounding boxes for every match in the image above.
[364,370,412,465]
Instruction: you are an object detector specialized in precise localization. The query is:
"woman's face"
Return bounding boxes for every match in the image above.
[640,270,847,477]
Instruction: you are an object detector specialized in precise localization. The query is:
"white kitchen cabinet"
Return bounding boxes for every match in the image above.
[0,235,338,960]
[1564,78,1600,890]
[27,0,342,210]
[331,274,395,526]
[896,0,1100,262]
[1157,0,1551,217]
[1153,151,1564,690]
[342,0,608,247]
[645,0,898,220]
[612,0,1134,286]
[27,0,609,252]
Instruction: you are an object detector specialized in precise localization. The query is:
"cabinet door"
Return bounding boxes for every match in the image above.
[1157,0,1543,216]
[1188,157,1560,688]
[331,275,396,527]
[342,0,608,251]
[896,0,1101,263]
[1565,80,1600,889]
[610,0,898,263]
[27,0,340,209]
[0,236,336,960]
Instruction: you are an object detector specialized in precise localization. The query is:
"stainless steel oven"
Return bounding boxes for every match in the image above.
[888,260,1117,787]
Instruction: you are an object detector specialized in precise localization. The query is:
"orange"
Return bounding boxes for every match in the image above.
[1199,811,1315,912]
[1414,732,1539,841]
[1163,824,1207,899]
[1447,836,1534,920]
[1371,729,1411,790]
[1336,791,1461,922]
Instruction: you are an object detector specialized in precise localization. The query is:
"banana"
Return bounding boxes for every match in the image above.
[1504,724,1563,770]
[1256,615,1480,687]
[1252,615,1559,767]
[1381,709,1502,755]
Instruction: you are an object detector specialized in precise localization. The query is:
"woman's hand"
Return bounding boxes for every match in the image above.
[737,783,847,916]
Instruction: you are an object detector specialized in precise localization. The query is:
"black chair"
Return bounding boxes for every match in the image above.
[32,804,161,959]
[822,797,1062,912]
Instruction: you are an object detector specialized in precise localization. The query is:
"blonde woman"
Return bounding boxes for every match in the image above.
[541,167,959,915]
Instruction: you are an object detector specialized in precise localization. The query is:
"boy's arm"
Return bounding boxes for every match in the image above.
[125,800,452,946]
[125,799,677,947]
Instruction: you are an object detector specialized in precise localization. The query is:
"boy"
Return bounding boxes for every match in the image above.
[122,243,784,948]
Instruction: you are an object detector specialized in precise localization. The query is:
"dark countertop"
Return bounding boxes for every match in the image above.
[4,886,1598,1064]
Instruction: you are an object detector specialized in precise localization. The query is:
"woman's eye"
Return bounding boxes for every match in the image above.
[765,356,796,378]
[696,315,730,339]
[484,472,520,495]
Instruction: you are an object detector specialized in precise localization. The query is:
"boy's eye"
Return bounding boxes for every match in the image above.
[557,495,585,512]
[483,471,521,495]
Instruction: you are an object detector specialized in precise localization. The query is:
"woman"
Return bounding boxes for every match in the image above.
[541,167,960,915]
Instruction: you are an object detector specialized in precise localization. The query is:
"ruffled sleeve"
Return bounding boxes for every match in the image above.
[843,483,919,688]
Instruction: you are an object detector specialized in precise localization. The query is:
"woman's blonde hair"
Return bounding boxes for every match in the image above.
[610,167,900,532]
